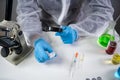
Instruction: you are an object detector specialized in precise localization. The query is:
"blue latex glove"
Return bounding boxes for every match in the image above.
[114,67,120,79]
[34,38,53,63]
[55,26,78,44]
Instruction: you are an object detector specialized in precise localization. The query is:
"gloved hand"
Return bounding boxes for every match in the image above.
[34,38,53,63]
[55,26,78,44]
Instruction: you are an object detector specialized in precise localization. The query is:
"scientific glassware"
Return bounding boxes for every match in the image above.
[105,41,117,55]
[111,53,120,65]
[98,14,120,48]
[98,33,114,48]
[114,67,120,79]
[97,21,116,48]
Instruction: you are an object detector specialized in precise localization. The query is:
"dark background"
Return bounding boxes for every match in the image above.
[111,0,120,35]
[0,0,119,35]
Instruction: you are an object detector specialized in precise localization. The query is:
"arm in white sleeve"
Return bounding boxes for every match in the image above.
[69,0,114,38]
[17,0,42,46]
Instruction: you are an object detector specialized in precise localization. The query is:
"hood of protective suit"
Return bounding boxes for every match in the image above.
[58,0,71,25]
[37,0,83,25]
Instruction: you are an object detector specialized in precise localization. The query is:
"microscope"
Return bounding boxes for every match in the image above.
[0,0,33,65]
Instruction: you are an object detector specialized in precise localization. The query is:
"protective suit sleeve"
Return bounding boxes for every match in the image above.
[69,0,114,39]
[16,0,42,46]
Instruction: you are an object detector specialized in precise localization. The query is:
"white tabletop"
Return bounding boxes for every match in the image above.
[0,32,119,80]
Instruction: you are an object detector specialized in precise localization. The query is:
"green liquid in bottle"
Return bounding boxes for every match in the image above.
[97,33,114,48]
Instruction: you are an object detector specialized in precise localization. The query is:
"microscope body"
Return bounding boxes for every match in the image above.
[0,20,33,65]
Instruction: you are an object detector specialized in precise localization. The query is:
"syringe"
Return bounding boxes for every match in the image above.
[69,52,79,79]
[74,52,79,62]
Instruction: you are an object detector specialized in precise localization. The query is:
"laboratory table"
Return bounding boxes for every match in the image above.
[0,32,119,80]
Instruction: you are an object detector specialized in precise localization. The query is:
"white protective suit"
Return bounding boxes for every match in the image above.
[17,0,114,46]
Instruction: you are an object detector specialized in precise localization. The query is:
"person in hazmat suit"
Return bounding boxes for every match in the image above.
[17,0,114,63]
